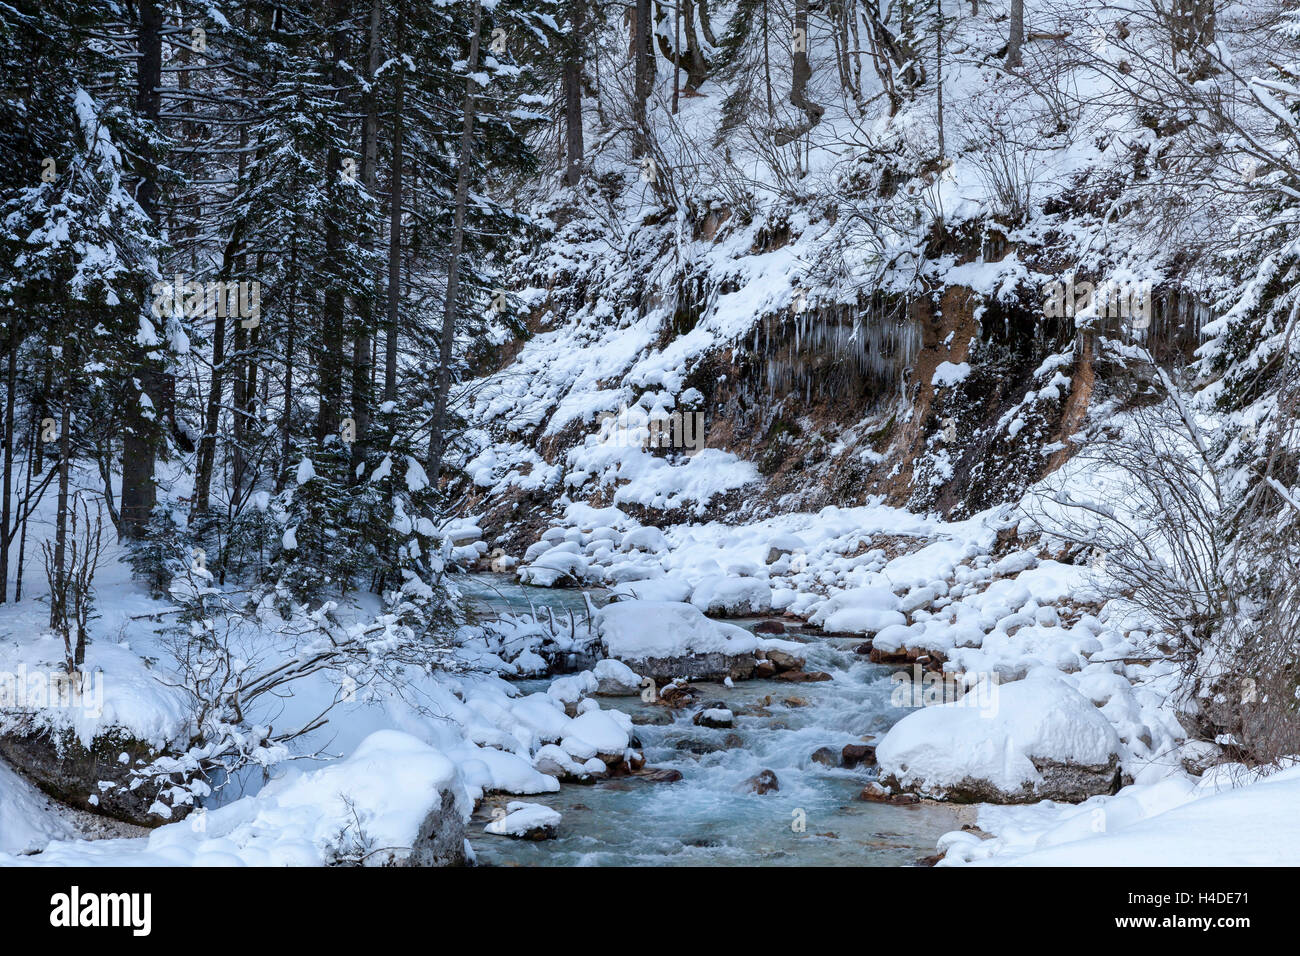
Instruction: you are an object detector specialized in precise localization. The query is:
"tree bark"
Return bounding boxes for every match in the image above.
[1006,0,1023,68]
[192,234,241,519]
[427,1,483,488]
[564,0,585,185]
[633,0,652,153]
[0,331,15,601]
[315,0,349,444]
[122,0,164,538]
[353,0,383,462]
[384,12,406,405]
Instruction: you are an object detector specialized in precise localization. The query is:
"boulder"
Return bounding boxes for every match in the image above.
[693,707,734,729]
[593,659,642,697]
[777,670,832,683]
[765,648,804,672]
[841,743,877,768]
[811,747,840,767]
[483,802,561,841]
[596,601,760,682]
[745,769,780,795]
[875,672,1124,803]
[639,768,684,783]
[407,787,472,866]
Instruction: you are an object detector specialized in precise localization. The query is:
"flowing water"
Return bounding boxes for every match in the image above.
[460,574,969,866]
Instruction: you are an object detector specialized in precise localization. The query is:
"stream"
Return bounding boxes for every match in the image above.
[459,574,969,866]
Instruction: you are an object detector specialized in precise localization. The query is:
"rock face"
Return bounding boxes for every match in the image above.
[406,788,471,866]
[0,722,179,827]
[875,673,1124,804]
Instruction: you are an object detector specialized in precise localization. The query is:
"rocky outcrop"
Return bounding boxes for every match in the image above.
[879,755,1122,804]
[0,722,180,827]
[405,788,472,866]
[635,651,757,683]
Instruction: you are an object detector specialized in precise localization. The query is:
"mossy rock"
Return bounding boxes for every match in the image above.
[0,721,186,827]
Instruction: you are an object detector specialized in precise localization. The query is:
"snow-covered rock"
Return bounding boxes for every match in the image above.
[145,730,470,866]
[517,549,593,587]
[593,658,643,696]
[877,672,1124,803]
[565,708,633,757]
[483,801,560,840]
[690,575,773,616]
[811,586,905,635]
[595,600,761,682]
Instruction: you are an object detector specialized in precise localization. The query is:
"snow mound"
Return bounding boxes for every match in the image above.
[690,575,773,615]
[484,801,561,838]
[0,758,76,855]
[595,600,759,660]
[877,672,1123,803]
[810,586,905,634]
[144,730,469,866]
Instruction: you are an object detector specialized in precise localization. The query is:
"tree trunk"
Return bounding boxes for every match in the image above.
[122,0,164,539]
[52,370,71,640]
[353,0,383,463]
[681,0,708,91]
[786,0,825,135]
[0,332,15,602]
[633,0,652,152]
[385,12,406,405]
[427,0,483,488]
[1005,0,1023,68]
[192,235,240,519]
[315,0,349,444]
[564,0,585,185]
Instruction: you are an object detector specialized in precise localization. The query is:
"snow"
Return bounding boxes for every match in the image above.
[483,801,560,837]
[690,575,773,615]
[0,759,76,855]
[4,730,465,867]
[932,361,972,387]
[810,586,904,635]
[595,601,760,660]
[564,708,632,755]
[876,671,1123,799]
[944,764,1300,867]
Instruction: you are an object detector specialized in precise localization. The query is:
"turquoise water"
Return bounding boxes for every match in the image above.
[463,575,965,866]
